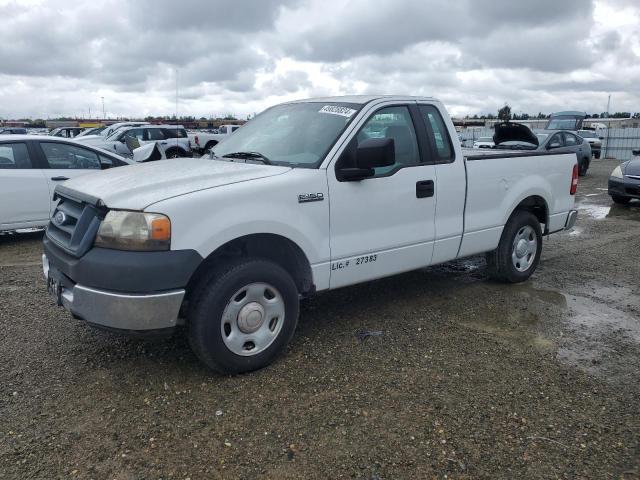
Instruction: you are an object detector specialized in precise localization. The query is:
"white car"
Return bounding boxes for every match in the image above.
[188,124,241,153]
[0,136,132,232]
[76,125,192,158]
[472,136,495,149]
[75,122,151,143]
[42,95,578,374]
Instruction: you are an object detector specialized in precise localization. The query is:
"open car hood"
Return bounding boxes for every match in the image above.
[493,122,539,147]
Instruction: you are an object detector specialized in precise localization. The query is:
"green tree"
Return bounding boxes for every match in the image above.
[498,104,512,121]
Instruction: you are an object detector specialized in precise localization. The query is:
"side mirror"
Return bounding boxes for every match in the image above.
[337,137,395,181]
[100,158,113,169]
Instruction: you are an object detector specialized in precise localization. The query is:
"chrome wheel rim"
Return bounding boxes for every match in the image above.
[511,225,537,272]
[220,282,285,356]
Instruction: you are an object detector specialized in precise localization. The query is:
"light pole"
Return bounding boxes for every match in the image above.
[101,97,105,120]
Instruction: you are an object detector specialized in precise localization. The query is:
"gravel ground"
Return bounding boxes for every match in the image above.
[1,159,639,479]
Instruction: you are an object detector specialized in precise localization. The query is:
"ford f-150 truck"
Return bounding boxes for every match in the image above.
[42,95,579,374]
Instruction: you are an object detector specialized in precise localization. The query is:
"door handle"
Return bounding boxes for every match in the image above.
[416,180,434,198]
[160,142,168,145]
[51,176,69,181]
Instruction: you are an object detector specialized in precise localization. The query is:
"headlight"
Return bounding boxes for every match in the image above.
[610,166,623,179]
[95,211,171,251]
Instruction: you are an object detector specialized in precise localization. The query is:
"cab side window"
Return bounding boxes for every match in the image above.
[356,106,419,176]
[419,105,454,162]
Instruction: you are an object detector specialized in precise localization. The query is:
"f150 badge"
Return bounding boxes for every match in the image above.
[298,193,324,203]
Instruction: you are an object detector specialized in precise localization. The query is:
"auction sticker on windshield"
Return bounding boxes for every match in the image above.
[319,105,357,117]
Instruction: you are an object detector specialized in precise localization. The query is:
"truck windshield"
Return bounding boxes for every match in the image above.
[211,102,362,168]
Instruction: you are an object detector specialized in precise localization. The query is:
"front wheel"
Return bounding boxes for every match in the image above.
[188,258,299,374]
[486,210,542,283]
[611,195,630,205]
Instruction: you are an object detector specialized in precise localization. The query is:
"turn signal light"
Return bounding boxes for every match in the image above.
[151,217,171,241]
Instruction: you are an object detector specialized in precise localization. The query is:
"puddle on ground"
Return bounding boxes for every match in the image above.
[577,202,611,220]
[459,282,640,382]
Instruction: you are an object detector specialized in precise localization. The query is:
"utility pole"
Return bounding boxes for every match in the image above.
[175,67,179,123]
[604,94,612,160]
[101,97,105,120]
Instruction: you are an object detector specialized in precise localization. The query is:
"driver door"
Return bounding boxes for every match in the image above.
[37,142,102,214]
[327,104,437,289]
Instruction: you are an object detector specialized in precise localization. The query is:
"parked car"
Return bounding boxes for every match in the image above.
[42,95,578,374]
[75,122,151,143]
[472,136,494,149]
[577,130,602,159]
[77,125,192,158]
[493,123,592,176]
[0,127,28,135]
[0,136,132,232]
[49,127,83,138]
[188,124,241,153]
[608,150,640,204]
[77,126,107,137]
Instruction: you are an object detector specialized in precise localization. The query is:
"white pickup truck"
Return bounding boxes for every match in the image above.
[188,124,241,154]
[42,95,578,374]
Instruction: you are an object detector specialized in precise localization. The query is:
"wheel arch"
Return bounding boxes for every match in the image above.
[510,194,549,233]
[185,233,314,301]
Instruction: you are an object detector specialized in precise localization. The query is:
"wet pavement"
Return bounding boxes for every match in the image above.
[1,159,639,479]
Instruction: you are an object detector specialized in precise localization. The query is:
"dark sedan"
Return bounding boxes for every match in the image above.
[608,151,640,205]
[493,123,592,176]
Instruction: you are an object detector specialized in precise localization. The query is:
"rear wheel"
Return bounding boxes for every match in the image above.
[204,141,217,152]
[578,157,589,176]
[611,195,631,205]
[188,258,299,374]
[165,148,183,159]
[486,210,542,283]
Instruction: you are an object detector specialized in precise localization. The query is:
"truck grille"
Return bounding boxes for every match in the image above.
[46,193,104,257]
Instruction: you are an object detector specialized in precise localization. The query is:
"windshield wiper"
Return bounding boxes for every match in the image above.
[221,151,273,165]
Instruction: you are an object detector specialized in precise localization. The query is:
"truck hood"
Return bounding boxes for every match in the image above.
[57,159,291,210]
[493,122,539,147]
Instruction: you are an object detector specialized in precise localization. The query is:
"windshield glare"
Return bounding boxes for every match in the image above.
[211,102,361,167]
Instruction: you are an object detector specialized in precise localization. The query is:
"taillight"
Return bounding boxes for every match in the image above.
[570,164,578,195]
[195,135,199,146]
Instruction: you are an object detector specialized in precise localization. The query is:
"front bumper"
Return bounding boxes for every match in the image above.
[43,253,185,331]
[42,237,202,332]
[609,177,640,199]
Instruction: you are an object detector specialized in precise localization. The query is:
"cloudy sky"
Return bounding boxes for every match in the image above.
[0,0,639,120]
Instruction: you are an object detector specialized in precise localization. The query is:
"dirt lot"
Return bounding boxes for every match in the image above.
[1,159,639,479]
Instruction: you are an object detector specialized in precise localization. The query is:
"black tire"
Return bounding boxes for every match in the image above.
[611,195,631,205]
[578,157,589,176]
[486,210,542,283]
[204,141,217,152]
[165,148,184,159]
[594,151,601,159]
[188,258,299,374]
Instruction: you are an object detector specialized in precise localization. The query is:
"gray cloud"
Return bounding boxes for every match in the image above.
[0,0,637,119]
